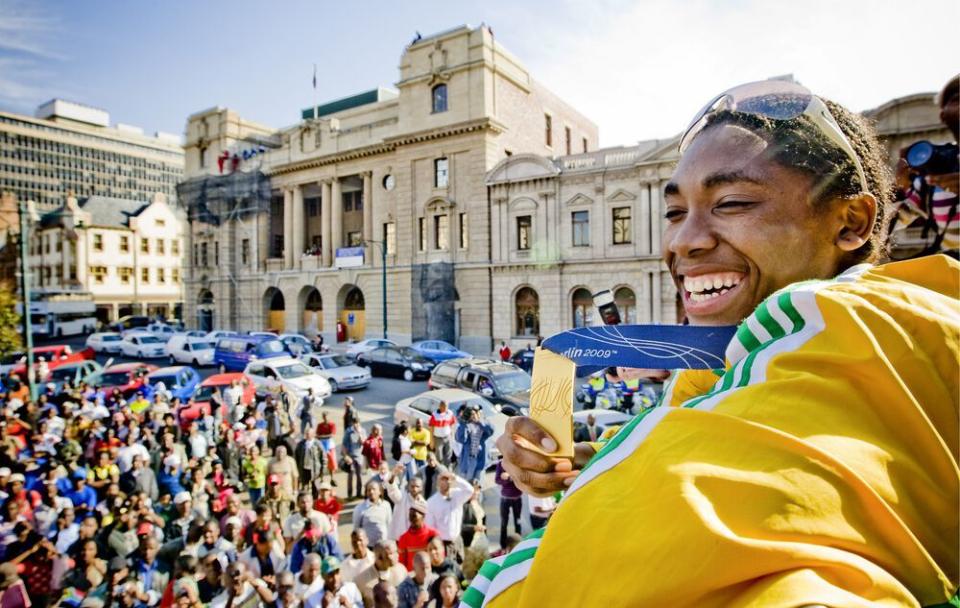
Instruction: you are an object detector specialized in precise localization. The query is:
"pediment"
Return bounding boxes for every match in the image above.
[486,153,559,185]
[564,193,594,207]
[509,196,539,212]
[605,189,636,203]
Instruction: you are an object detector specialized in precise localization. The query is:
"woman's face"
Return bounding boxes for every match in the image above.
[439,577,459,603]
[664,124,847,325]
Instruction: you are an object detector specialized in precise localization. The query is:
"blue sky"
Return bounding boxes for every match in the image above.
[1,0,957,146]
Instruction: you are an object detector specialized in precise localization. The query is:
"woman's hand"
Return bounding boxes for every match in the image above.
[496,417,595,497]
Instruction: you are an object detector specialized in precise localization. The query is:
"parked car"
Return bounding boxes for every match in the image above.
[249,331,279,338]
[182,330,208,339]
[145,366,202,402]
[510,347,536,372]
[0,352,24,379]
[409,340,471,363]
[44,360,104,392]
[356,346,435,382]
[572,409,632,440]
[214,335,291,373]
[280,334,314,356]
[428,358,530,415]
[8,345,95,379]
[86,332,124,354]
[178,372,256,430]
[243,356,331,400]
[111,315,150,332]
[301,353,371,392]
[143,322,178,342]
[205,330,238,343]
[165,335,215,367]
[393,388,508,459]
[119,332,166,358]
[345,339,398,360]
[98,362,157,397]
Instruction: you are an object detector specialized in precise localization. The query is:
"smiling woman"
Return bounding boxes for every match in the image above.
[469,81,959,608]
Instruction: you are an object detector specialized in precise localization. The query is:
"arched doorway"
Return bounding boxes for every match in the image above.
[300,287,323,335]
[338,285,366,342]
[197,290,214,332]
[515,286,540,337]
[571,287,593,328]
[264,287,285,332]
[614,286,637,324]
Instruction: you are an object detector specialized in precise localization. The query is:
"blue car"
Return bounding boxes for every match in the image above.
[145,366,201,402]
[213,335,291,373]
[410,340,471,363]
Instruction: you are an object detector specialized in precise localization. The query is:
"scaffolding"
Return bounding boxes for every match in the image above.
[178,170,272,331]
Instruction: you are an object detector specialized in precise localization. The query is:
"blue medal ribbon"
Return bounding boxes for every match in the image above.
[540,324,737,374]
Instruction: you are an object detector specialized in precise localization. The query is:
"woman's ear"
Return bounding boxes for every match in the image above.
[836,193,877,251]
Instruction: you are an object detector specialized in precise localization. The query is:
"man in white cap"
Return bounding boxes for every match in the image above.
[385,474,425,541]
[165,491,196,541]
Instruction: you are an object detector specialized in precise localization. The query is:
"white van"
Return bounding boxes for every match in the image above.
[165,335,215,367]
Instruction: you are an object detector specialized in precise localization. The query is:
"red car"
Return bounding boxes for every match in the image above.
[9,345,95,378]
[98,362,158,397]
[176,373,255,430]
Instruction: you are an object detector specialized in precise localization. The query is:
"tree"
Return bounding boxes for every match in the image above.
[0,290,23,358]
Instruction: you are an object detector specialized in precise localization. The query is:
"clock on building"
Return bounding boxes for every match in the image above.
[382,174,395,191]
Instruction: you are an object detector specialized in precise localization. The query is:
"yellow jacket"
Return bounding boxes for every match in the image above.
[465,255,959,608]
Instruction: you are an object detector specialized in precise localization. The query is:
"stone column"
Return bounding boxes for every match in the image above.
[651,271,663,323]
[331,178,342,263]
[362,171,373,248]
[648,182,662,256]
[321,180,332,267]
[638,183,651,255]
[292,185,305,269]
[282,188,293,269]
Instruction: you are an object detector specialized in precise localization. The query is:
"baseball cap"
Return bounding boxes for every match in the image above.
[136,522,154,536]
[72,468,89,480]
[0,468,10,478]
[410,500,427,515]
[317,481,332,491]
[320,556,341,576]
[174,491,192,505]
[9,473,25,484]
[267,474,280,486]
[224,516,242,529]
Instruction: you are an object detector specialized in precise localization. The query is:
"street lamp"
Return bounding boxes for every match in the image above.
[18,199,39,400]
[362,239,388,339]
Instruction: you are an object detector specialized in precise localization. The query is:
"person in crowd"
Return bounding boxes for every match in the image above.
[341,420,365,500]
[238,529,286,579]
[572,413,602,443]
[340,530,374,585]
[493,458,521,549]
[354,541,405,608]
[289,519,341,573]
[312,481,341,533]
[208,562,274,608]
[352,481,392,548]
[407,420,430,473]
[267,444,298,500]
[396,551,434,608]
[453,409,492,483]
[300,388,321,433]
[497,342,510,363]
[385,472,423,541]
[473,80,959,606]
[396,503,437,572]
[198,519,236,562]
[424,470,472,563]
[258,474,293,526]
[425,574,460,608]
[372,581,398,608]
[294,427,326,492]
[314,413,337,484]
[241,445,268,506]
[283,491,323,549]
[422,539,461,588]
[342,397,360,430]
[425,403,453,468]
[121,454,159,502]
[361,425,385,472]
[0,563,31,608]
[459,480,486,549]
[306,556,362,608]
[527,492,555,531]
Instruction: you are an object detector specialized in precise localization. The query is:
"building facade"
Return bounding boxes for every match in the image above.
[179,25,600,354]
[0,99,184,212]
[29,193,185,322]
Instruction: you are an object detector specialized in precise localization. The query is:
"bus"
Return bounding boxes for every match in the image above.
[17,290,98,338]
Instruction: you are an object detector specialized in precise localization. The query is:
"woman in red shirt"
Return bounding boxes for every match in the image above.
[361,424,384,470]
[312,481,342,531]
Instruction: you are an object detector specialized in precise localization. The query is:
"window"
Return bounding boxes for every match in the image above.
[418,218,426,251]
[214,241,219,266]
[141,238,149,254]
[307,198,319,217]
[572,288,594,328]
[120,236,129,253]
[343,191,362,212]
[157,239,165,255]
[199,146,208,168]
[572,210,590,247]
[93,233,103,252]
[172,268,180,283]
[242,239,250,265]
[565,126,572,155]
[69,265,76,280]
[272,235,283,258]
[432,84,448,113]
[200,243,208,267]
[434,214,448,250]
[545,114,553,147]
[141,268,149,283]
[515,287,540,336]
[517,215,532,251]
[90,265,107,284]
[156,219,166,227]
[172,239,180,255]
[434,158,449,188]
[157,268,166,284]
[347,231,362,247]
[612,207,632,244]
[384,222,396,255]
[615,287,637,324]
[119,267,132,284]
[193,243,198,266]
[582,137,588,153]
[459,212,468,249]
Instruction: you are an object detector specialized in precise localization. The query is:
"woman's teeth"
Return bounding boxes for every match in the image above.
[683,273,743,303]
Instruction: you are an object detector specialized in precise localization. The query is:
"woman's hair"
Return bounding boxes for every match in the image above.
[700,99,893,267]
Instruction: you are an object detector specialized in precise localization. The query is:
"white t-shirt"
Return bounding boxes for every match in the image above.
[305,582,363,608]
[340,553,374,584]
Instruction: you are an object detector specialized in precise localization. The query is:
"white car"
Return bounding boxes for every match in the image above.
[120,332,167,358]
[345,338,398,359]
[393,388,508,459]
[145,322,178,342]
[85,332,124,354]
[165,335,215,367]
[249,331,279,338]
[301,353,371,392]
[280,333,314,356]
[205,330,238,344]
[243,356,332,400]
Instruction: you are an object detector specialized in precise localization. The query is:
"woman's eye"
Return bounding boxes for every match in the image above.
[664,208,686,221]
[716,200,753,210]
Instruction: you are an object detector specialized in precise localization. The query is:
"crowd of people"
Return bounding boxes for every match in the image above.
[0,372,534,608]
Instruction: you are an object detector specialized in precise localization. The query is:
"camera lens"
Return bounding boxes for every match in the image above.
[905,141,934,169]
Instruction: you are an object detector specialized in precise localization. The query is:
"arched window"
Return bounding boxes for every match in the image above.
[515,287,540,337]
[614,287,636,324]
[571,288,593,328]
[432,84,448,113]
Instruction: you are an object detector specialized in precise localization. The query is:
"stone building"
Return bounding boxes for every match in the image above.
[28,193,185,322]
[486,141,680,350]
[179,25,599,354]
[0,100,184,211]
[864,91,953,170]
